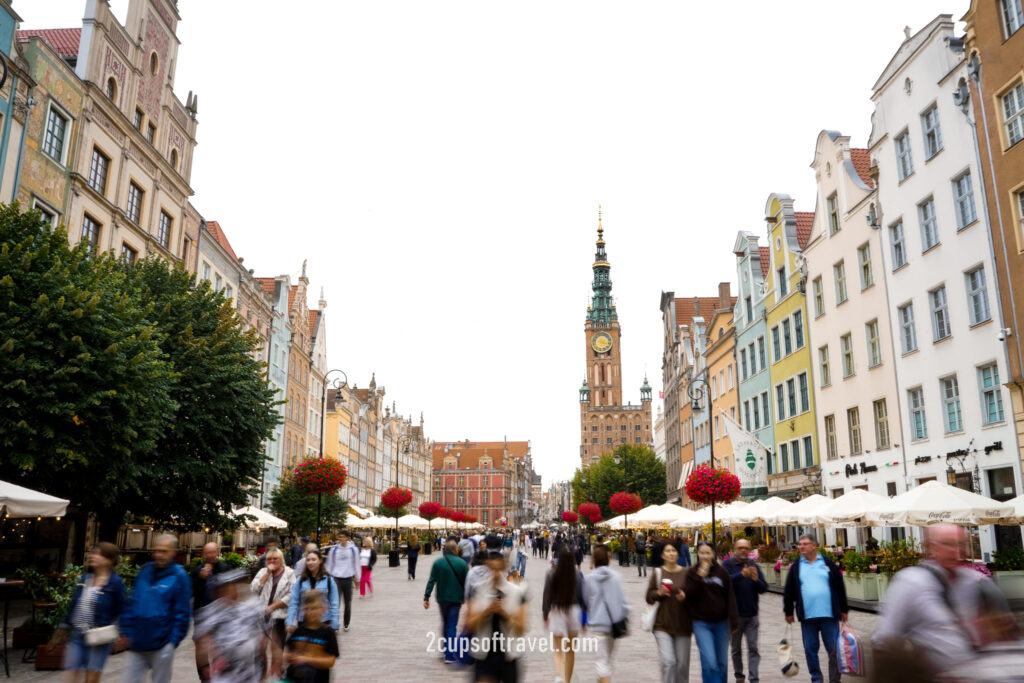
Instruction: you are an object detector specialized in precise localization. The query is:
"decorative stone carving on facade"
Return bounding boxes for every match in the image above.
[150,0,176,29]
[90,103,126,145]
[129,141,157,175]
[107,21,131,56]
[167,125,185,162]
[103,46,128,109]
[171,101,188,129]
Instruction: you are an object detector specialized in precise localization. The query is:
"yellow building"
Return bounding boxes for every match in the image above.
[763,194,819,497]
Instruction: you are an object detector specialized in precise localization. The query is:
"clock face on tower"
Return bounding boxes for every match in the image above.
[591,332,613,354]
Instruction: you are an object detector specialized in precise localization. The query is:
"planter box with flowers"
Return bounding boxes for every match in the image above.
[758,544,781,586]
[992,547,1024,600]
[842,550,879,601]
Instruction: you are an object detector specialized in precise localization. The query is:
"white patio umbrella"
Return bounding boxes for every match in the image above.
[346,502,373,519]
[395,514,432,529]
[727,497,794,525]
[764,494,829,525]
[357,515,395,528]
[0,480,69,517]
[232,505,288,529]
[809,489,890,527]
[867,480,1014,526]
[673,501,749,528]
[602,514,628,530]
[1005,494,1024,523]
[629,503,695,528]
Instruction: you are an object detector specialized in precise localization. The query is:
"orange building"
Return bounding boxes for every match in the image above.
[432,440,533,527]
[705,299,738,471]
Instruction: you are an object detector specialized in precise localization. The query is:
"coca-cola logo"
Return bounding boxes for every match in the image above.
[927,512,947,520]
[878,513,897,520]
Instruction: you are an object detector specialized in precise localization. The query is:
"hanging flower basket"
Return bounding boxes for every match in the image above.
[418,501,441,520]
[450,510,467,523]
[577,502,602,524]
[464,514,478,524]
[562,511,579,523]
[609,491,642,515]
[381,487,413,512]
[438,506,455,520]
[685,464,741,506]
[293,457,348,495]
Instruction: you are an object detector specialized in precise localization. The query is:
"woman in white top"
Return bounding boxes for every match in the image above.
[358,536,377,598]
[249,548,294,679]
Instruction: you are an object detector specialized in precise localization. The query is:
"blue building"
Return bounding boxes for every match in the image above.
[0,1,32,203]
[256,274,293,505]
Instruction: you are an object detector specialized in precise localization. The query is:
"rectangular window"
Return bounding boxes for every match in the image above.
[120,243,138,264]
[133,108,144,130]
[921,105,943,159]
[793,310,804,348]
[761,392,770,427]
[965,266,991,325]
[848,407,862,455]
[889,220,907,269]
[778,267,788,297]
[747,343,756,374]
[744,401,752,431]
[873,399,891,450]
[157,210,172,249]
[787,378,797,416]
[81,214,100,251]
[790,439,801,471]
[858,244,873,289]
[740,348,748,380]
[88,147,110,195]
[798,372,809,412]
[895,130,914,180]
[828,192,840,234]
[834,261,847,304]
[127,182,144,224]
[202,262,211,281]
[825,415,838,460]
[727,364,733,389]
[919,198,939,251]
[43,106,69,162]
[776,384,785,420]
[930,286,951,341]
[866,319,882,367]
[941,376,963,433]
[772,326,781,362]
[146,122,156,143]
[898,303,918,354]
[819,346,831,387]
[215,273,222,291]
[812,276,824,317]
[952,172,977,229]
[803,435,814,468]
[979,364,1005,424]
[1004,83,1024,146]
[782,319,792,356]
[1004,0,1024,36]
[744,296,752,322]
[841,333,854,378]
[752,399,761,430]
[757,337,766,370]
[780,442,790,472]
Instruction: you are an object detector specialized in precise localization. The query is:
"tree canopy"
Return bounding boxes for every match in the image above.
[571,444,666,519]
[269,475,349,536]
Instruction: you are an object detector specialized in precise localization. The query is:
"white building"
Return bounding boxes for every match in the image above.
[653,405,666,462]
[870,15,1022,558]
[805,130,906,547]
[307,290,327,457]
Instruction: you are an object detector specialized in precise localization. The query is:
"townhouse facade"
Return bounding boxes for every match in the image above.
[433,440,535,527]
[705,285,738,471]
[256,275,292,504]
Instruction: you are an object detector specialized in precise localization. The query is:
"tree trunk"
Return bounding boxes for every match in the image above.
[95,508,126,543]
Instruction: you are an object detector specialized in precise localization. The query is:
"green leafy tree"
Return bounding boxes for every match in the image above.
[0,205,175,517]
[571,444,666,519]
[269,475,349,536]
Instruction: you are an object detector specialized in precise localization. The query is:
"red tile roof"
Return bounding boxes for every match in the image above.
[17,28,81,59]
[254,277,277,298]
[759,246,770,278]
[431,441,530,471]
[674,297,734,329]
[795,212,814,249]
[308,310,319,339]
[288,285,297,312]
[850,148,875,188]
[204,221,238,262]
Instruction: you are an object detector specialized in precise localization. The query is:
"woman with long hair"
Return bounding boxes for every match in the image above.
[60,542,126,683]
[285,549,340,633]
[543,546,586,683]
[250,547,294,679]
[407,533,420,581]
[684,541,739,683]
[646,541,692,683]
[358,536,377,598]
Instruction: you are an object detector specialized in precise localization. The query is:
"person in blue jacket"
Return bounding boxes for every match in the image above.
[286,549,341,633]
[121,534,192,683]
[59,541,126,681]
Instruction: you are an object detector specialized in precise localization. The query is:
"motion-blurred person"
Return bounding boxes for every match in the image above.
[285,590,339,682]
[647,541,692,683]
[286,550,340,634]
[121,534,191,683]
[194,569,265,683]
[423,540,469,664]
[252,540,280,573]
[58,542,125,683]
[251,547,294,679]
[543,547,586,683]
[784,533,847,683]
[407,534,421,581]
[635,532,648,578]
[191,542,230,681]
[685,542,739,683]
[723,538,767,683]
[466,550,528,682]
[586,544,630,683]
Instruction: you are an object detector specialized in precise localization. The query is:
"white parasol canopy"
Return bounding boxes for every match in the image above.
[763,494,830,525]
[602,514,628,530]
[672,501,749,528]
[232,505,288,529]
[629,503,696,528]
[357,515,396,528]
[394,514,433,529]
[725,496,795,525]
[866,480,1014,526]
[346,502,373,519]
[0,480,69,518]
[807,489,890,527]
[1005,494,1024,524]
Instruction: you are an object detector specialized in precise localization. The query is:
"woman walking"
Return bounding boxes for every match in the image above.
[646,541,692,683]
[358,536,377,598]
[584,545,629,683]
[543,547,586,683]
[407,534,420,581]
[60,542,126,683]
[250,547,295,679]
[286,549,340,633]
[684,542,739,683]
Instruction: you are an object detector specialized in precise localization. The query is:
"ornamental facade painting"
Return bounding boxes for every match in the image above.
[103,46,127,109]
[137,12,169,117]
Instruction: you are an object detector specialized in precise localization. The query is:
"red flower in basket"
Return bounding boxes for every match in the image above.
[464,514,478,524]
[450,510,467,523]
[684,464,741,506]
[562,511,579,523]
[381,486,413,511]
[577,502,602,524]
[609,491,642,515]
[438,507,455,520]
[293,457,347,495]
[418,501,441,520]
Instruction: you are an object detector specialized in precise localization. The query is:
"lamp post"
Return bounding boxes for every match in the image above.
[613,451,631,530]
[388,421,413,567]
[316,369,350,546]
[687,371,717,547]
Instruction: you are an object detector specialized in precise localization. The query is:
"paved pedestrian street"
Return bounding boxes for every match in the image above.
[12,552,878,682]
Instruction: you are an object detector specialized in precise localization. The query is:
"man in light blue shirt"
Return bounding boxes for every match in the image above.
[783,533,848,683]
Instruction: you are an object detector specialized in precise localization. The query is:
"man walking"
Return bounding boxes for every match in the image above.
[724,538,767,683]
[458,533,476,563]
[634,532,648,577]
[324,530,360,631]
[423,540,469,664]
[121,534,192,683]
[783,533,848,683]
[190,542,230,681]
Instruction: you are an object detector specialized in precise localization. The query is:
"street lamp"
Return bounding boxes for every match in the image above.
[687,371,720,547]
[316,369,351,546]
[613,451,631,530]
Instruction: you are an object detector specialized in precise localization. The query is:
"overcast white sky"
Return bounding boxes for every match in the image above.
[25,1,962,486]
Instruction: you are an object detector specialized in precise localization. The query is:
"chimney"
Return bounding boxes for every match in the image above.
[718,282,731,309]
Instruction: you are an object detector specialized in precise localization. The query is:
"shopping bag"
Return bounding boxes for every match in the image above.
[778,624,800,677]
[641,568,661,632]
[837,622,865,676]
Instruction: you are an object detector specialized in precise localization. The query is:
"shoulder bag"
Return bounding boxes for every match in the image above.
[600,589,629,639]
[82,576,119,646]
[641,567,661,632]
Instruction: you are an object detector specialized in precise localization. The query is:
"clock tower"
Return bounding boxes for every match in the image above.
[579,210,653,466]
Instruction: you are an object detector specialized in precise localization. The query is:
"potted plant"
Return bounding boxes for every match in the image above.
[992,547,1024,599]
[757,544,781,585]
[876,539,921,598]
[12,567,54,648]
[779,550,798,587]
[841,550,879,600]
[35,563,85,670]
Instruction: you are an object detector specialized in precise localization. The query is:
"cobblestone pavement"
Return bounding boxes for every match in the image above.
[10,553,878,681]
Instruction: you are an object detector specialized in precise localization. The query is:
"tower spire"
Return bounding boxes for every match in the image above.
[588,207,616,322]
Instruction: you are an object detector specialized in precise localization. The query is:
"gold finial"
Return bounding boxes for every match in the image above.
[597,204,603,237]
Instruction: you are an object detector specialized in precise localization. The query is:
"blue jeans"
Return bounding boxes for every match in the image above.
[438,601,461,662]
[800,618,840,683]
[515,551,527,577]
[692,619,730,683]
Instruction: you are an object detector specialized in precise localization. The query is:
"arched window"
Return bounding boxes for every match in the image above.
[170,148,178,170]
[105,77,117,100]
[149,51,159,76]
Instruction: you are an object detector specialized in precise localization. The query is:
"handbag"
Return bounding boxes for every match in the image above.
[641,568,661,632]
[836,622,865,675]
[600,593,628,639]
[778,624,800,677]
[84,623,119,647]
